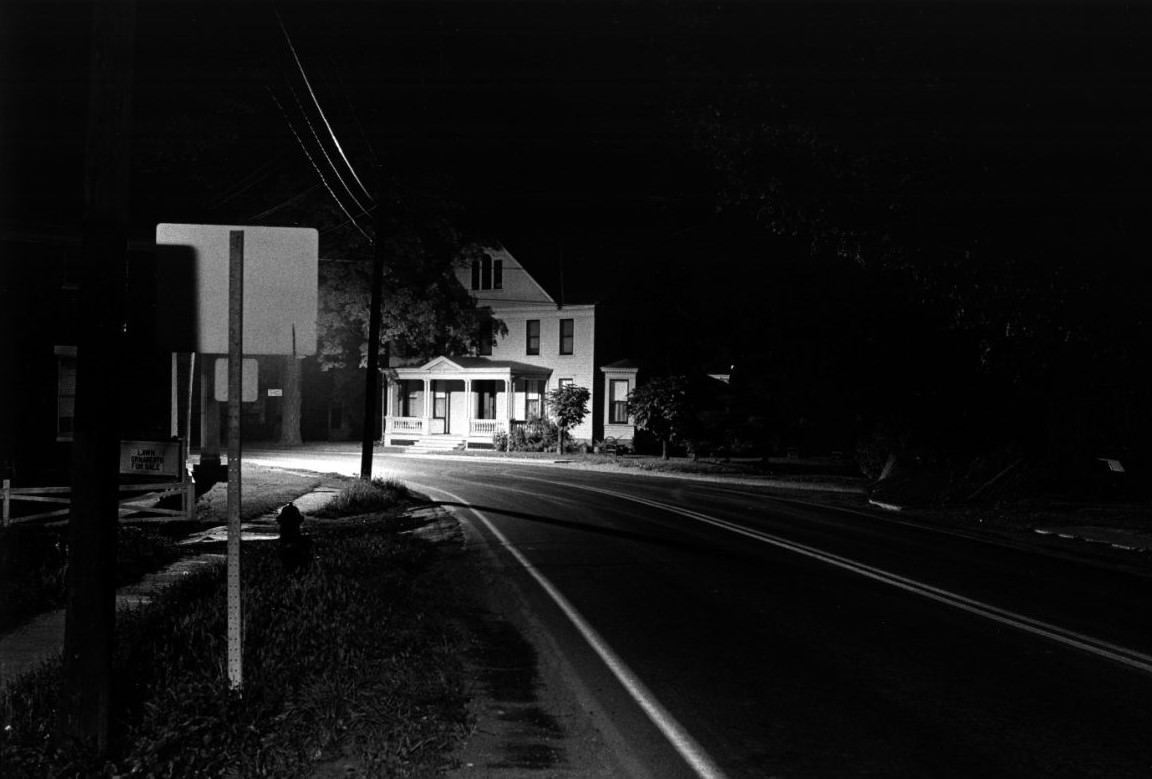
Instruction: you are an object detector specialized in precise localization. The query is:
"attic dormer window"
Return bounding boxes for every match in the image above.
[471,256,503,291]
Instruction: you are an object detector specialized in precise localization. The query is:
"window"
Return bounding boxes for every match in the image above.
[56,346,76,441]
[478,320,493,356]
[558,378,573,389]
[610,379,630,424]
[525,379,543,419]
[526,319,540,355]
[559,318,574,355]
[481,255,492,290]
[471,255,503,291]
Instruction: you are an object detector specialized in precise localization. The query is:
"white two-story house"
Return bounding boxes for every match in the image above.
[382,246,638,450]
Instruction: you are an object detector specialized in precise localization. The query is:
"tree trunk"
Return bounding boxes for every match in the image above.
[661,438,669,460]
[280,355,303,446]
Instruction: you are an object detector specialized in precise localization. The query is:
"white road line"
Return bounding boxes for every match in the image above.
[568,482,1152,677]
[408,480,730,779]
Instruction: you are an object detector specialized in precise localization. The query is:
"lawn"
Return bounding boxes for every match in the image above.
[1,471,474,777]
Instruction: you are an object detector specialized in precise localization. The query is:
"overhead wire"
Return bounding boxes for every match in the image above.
[268,87,374,245]
[326,51,379,167]
[286,77,372,217]
[274,5,374,205]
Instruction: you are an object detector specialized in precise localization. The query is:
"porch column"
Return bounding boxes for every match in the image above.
[464,378,473,437]
[383,380,395,435]
[422,378,432,435]
[505,377,514,431]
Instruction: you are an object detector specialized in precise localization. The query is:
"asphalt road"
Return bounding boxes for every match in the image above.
[246,448,1152,778]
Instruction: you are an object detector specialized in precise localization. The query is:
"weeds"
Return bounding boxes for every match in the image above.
[314,477,412,518]
[0,524,180,634]
[1,527,470,777]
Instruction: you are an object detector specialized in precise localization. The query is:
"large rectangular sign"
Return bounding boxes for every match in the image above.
[156,223,319,355]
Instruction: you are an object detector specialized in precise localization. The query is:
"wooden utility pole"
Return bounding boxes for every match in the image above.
[59,0,136,752]
[360,167,386,481]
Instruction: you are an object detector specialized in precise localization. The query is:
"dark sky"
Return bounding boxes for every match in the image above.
[2,0,1150,260]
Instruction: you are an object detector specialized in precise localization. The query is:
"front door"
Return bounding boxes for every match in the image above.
[433,385,451,433]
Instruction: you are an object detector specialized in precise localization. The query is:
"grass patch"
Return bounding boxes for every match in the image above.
[196,463,322,524]
[313,477,413,518]
[1,526,471,777]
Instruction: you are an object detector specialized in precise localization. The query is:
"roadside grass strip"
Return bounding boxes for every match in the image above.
[411,482,730,779]
[571,484,1152,678]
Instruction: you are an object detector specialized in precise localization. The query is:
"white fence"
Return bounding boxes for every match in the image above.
[2,473,196,527]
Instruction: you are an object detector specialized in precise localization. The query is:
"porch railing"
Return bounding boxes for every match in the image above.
[470,419,505,437]
[387,417,426,435]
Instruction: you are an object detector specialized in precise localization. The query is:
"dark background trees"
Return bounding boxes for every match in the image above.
[3,0,1150,476]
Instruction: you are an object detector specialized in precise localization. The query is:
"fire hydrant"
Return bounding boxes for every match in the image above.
[276,502,312,574]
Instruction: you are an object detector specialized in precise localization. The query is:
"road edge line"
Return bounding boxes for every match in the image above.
[415,482,730,779]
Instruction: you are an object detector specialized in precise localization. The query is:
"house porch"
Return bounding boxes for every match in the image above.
[384,357,552,447]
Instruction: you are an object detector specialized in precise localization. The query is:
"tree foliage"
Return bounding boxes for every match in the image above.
[627,376,694,460]
[690,80,1152,455]
[316,173,505,371]
[546,384,590,453]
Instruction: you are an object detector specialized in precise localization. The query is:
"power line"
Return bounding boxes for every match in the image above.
[268,87,374,245]
[286,77,372,217]
[325,50,379,167]
[275,5,374,205]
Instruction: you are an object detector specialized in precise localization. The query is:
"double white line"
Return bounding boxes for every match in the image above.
[572,482,1152,677]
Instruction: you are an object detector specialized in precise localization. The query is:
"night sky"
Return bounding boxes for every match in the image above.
[4,1,1148,244]
[3,0,1151,452]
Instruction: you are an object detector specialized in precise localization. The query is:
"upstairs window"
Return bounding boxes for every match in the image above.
[471,255,504,291]
[559,318,574,355]
[526,319,540,355]
[481,256,492,290]
[610,379,630,424]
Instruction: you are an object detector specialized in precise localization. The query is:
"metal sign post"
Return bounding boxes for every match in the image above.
[155,222,318,693]
[227,230,244,690]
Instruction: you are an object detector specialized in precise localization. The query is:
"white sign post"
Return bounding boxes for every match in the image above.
[227,231,244,690]
[156,223,318,692]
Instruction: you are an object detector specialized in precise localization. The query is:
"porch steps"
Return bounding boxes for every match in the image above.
[404,436,467,453]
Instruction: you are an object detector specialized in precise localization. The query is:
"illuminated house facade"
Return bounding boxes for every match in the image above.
[383,247,638,449]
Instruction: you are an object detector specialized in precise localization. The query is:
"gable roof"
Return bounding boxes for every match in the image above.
[416,355,553,375]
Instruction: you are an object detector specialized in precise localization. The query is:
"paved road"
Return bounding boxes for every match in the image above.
[246,447,1152,778]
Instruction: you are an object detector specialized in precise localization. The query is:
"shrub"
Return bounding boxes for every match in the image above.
[315,477,413,517]
[507,417,558,452]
